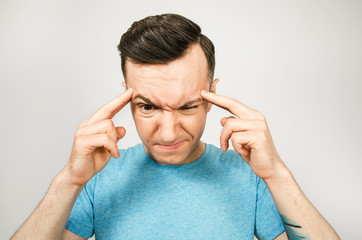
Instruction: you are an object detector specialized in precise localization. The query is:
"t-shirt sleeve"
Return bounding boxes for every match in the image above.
[254,177,285,240]
[65,176,96,238]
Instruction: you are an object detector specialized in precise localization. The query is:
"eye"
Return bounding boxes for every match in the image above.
[180,105,198,111]
[139,104,156,113]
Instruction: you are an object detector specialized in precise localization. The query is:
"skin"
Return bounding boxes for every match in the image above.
[199,87,340,240]
[124,44,216,165]
[11,43,340,240]
[11,88,134,240]
[200,90,281,181]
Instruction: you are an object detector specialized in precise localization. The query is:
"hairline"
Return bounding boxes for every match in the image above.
[123,43,214,87]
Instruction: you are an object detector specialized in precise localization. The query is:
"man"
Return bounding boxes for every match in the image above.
[11,14,339,239]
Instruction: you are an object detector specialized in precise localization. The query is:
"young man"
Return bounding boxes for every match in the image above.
[11,14,339,239]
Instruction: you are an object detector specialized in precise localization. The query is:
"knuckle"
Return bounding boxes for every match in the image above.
[223,117,229,124]
[106,134,116,144]
[258,130,268,142]
[225,116,235,123]
[223,118,235,129]
[104,119,115,129]
[73,135,85,146]
[75,128,83,138]
[231,134,238,142]
[258,119,268,130]
[254,110,265,120]
[102,134,112,142]
[78,120,88,128]
[260,112,266,120]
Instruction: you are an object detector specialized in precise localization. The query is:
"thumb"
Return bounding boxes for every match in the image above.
[220,116,236,126]
[116,126,126,140]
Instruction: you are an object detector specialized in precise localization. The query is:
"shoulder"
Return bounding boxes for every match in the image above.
[203,144,260,195]
[96,143,145,177]
[206,144,250,169]
[118,143,145,158]
[109,143,143,165]
[205,144,255,178]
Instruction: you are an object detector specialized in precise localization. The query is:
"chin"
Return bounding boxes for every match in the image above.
[144,140,204,165]
[149,150,190,165]
[145,142,198,165]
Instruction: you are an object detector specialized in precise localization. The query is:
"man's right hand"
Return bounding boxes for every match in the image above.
[63,88,133,186]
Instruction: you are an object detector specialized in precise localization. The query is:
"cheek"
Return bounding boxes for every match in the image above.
[131,111,155,139]
[182,110,208,133]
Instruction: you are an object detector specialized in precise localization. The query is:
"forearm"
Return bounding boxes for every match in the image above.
[264,161,340,239]
[11,169,84,240]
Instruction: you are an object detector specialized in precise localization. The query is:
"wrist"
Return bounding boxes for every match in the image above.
[51,169,85,195]
[263,160,294,187]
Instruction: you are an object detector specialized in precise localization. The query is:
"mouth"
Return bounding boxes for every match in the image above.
[156,141,185,150]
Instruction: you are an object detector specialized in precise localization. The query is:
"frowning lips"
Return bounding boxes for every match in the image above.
[156,141,185,150]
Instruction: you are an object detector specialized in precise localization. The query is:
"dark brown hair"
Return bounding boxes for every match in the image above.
[117,13,215,85]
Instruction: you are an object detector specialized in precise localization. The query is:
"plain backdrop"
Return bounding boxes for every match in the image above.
[1,0,361,239]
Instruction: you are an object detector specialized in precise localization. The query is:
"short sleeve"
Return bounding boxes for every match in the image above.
[254,177,285,240]
[65,176,96,238]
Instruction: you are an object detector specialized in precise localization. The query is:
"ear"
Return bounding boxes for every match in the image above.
[209,78,219,93]
[121,81,127,89]
[207,78,219,112]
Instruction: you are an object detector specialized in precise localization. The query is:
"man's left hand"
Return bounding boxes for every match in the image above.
[200,90,285,181]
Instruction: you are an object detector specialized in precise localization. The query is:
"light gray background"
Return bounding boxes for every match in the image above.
[1,0,361,239]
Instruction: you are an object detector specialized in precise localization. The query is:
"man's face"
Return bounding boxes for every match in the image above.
[125,44,216,165]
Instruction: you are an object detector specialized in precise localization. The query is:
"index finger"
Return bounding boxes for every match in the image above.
[87,88,134,124]
[200,90,256,119]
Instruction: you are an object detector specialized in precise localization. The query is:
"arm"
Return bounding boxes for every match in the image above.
[200,89,340,239]
[11,170,85,240]
[265,161,338,239]
[11,88,134,240]
[62,229,87,240]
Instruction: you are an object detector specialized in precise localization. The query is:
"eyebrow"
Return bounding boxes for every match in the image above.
[132,94,204,108]
[133,95,154,105]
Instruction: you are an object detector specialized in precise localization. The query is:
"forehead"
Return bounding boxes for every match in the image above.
[125,44,210,108]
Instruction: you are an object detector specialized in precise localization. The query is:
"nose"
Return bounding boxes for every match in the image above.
[157,110,179,144]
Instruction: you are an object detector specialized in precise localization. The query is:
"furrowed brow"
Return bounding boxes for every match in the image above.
[133,95,156,106]
[133,95,204,109]
[181,98,205,107]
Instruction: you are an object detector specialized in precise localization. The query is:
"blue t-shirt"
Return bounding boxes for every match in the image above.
[66,143,284,239]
